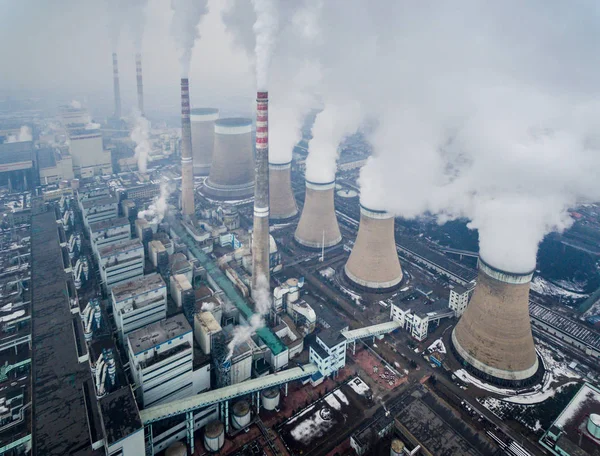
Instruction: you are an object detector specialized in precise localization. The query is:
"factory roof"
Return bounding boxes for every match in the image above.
[98,239,143,258]
[530,302,600,352]
[215,117,252,127]
[318,328,346,348]
[310,341,330,360]
[128,313,191,355]
[172,273,192,291]
[37,147,57,169]
[191,107,219,115]
[89,216,130,232]
[30,209,98,455]
[0,141,33,166]
[149,239,166,252]
[196,311,221,333]
[111,273,165,302]
[98,387,142,446]
[82,196,117,209]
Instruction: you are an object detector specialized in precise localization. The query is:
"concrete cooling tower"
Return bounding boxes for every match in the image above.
[269,161,298,221]
[294,180,342,249]
[204,118,254,200]
[191,108,219,176]
[344,206,403,292]
[451,258,540,386]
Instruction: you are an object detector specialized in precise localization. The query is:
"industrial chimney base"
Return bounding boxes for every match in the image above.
[449,329,545,388]
[343,265,403,294]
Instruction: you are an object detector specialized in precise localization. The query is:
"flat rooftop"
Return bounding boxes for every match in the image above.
[89,216,129,233]
[196,311,221,333]
[30,208,98,456]
[128,313,191,355]
[98,239,143,259]
[82,196,117,209]
[112,273,165,303]
[98,387,142,446]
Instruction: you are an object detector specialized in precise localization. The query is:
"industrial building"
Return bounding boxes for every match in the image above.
[98,239,145,291]
[89,216,131,257]
[203,118,255,200]
[66,123,113,177]
[0,140,35,191]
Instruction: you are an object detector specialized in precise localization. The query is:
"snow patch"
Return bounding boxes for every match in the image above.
[530,276,588,300]
[324,394,342,411]
[347,377,370,396]
[333,390,349,406]
[427,338,446,354]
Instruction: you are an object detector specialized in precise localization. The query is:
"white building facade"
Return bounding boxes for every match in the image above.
[99,240,145,291]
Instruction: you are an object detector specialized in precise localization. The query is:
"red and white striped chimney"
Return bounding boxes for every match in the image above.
[180,78,195,217]
[112,53,122,119]
[251,91,270,296]
[135,53,144,116]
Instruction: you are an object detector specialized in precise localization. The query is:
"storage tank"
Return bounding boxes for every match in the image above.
[232,400,251,430]
[165,441,187,456]
[204,420,225,452]
[261,388,280,411]
[390,439,405,456]
[588,414,600,439]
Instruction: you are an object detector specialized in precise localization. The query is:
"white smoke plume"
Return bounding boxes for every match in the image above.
[128,0,148,52]
[130,110,150,173]
[7,126,32,143]
[200,302,215,312]
[138,182,171,224]
[106,0,126,52]
[170,0,209,77]
[304,99,361,183]
[251,0,279,90]
[226,274,271,360]
[70,100,82,109]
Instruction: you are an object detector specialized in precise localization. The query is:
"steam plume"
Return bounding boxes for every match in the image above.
[7,126,32,143]
[138,182,171,224]
[251,0,279,89]
[170,0,209,77]
[130,110,150,173]
[129,0,148,52]
[200,302,215,312]
[226,274,271,360]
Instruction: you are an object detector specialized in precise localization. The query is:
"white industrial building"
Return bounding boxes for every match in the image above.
[390,296,454,342]
[89,217,131,258]
[111,273,167,340]
[127,314,195,407]
[194,311,222,355]
[67,123,113,177]
[170,274,193,309]
[448,283,472,317]
[98,239,145,291]
[309,330,347,379]
[81,197,118,229]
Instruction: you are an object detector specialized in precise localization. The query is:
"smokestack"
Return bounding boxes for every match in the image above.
[344,205,403,292]
[180,78,195,217]
[112,53,122,119]
[203,118,255,200]
[269,161,298,220]
[251,91,270,295]
[451,258,540,386]
[135,53,144,116]
[191,108,219,175]
[294,180,342,249]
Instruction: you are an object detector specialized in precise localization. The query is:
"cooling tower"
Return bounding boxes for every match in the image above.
[251,92,270,295]
[269,161,298,221]
[191,108,219,176]
[294,180,342,249]
[204,118,254,200]
[344,205,402,292]
[180,78,195,217]
[112,53,122,119]
[451,258,540,386]
[135,53,144,116]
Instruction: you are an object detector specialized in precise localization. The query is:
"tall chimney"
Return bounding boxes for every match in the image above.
[112,53,122,119]
[451,258,539,386]
[180,78,195,217]
[344,205,403,292]
[135,53,144,116]
[269,161,298,220]
[203,118,255,200]
[294,180,342,249]
[251,92,270,295]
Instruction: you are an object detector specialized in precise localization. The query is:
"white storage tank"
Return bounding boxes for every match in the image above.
[261,388,280,411]
[232,400,251,430]
[204,420,225,452]
[588,414,600,439]
[165,441,187,456]
[390,438,405,456]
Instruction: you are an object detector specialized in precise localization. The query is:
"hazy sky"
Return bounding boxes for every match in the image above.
[0,0,253,112]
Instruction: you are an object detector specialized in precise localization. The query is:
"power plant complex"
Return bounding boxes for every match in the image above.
[3,26,597,456]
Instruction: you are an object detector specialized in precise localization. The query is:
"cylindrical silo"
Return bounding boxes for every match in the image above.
[294,180,342,249]
[344,205,403,292]
[204,420,225,452]
[231,400,251,430]
[588,414,600,439]
[269,161,298,220]
[261,388,280,411]
[165,441,187,456]
[191,108,219,175]
[390,439,405,456]
[452,257,539,386]
[203,118,255,200]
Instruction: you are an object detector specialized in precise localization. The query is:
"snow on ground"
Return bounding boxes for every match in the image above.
[555,384,600,428]
[584,299,600,318]
[286,404,316,426]
[427,338,446,354]
[504,381,578,405]
[530,276,588,300]
[347,377,370,396]
[454,369,515,395]
[324,394,342,411]
[289,407,335,445]
[334,390,349,406]
[554,279,588,294]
